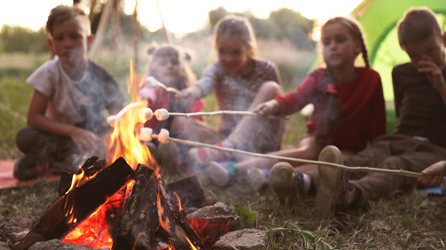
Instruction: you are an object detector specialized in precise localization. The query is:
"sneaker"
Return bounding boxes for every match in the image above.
[269,162,306,205]
[316,145,352,218]
[205,161,238,187]
[247,168,269,191]
[14,156,53,181]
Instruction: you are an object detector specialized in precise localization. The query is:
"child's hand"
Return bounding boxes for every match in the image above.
[252,100,280,116]
[418,160,446,188]
[70,127,105,158]
[417,56,446,92]
[177,85,201,107]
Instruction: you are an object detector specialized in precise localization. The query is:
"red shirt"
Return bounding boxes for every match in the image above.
[275,67,386,153]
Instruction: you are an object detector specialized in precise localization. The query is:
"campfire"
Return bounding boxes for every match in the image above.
[12,63,205,250]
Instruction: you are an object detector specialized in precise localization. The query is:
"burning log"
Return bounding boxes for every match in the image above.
[114,164,204,249]
[12,157,135,250]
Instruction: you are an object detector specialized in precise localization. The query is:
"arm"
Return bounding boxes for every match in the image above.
[418,160,446,188]
[369,74,387,139]
[417,56,446,106]
[28,90,102,153]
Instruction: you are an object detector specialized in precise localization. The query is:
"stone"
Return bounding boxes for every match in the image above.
[212,229,267,250]
[187,202,243,248]
[28,239,103,250]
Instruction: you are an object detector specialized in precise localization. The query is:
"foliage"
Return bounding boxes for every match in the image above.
[0,25,49,53]
[207,7,316,49]
[267,221,333,250]
[234,204,257,228]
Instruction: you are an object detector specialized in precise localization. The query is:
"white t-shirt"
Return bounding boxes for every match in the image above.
[27,56,125,135]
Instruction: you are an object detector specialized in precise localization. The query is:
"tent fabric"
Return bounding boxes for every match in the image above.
[353,0,446,100]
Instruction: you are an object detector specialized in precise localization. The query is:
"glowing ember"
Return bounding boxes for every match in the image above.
[62,180,135,248]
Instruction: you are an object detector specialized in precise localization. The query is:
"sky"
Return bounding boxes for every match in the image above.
[0,0,363,34]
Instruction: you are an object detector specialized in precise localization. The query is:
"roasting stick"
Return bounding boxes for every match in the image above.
[139,108,283,122]
[144,76,181,95]
[170,137,425,178]
[138,128,425,178]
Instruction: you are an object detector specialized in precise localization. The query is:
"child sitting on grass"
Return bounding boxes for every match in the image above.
[314,7,446,217]
[14,5,125,181]
[138,44,213,175]
[207,16,387,191]
[178,15,284,186]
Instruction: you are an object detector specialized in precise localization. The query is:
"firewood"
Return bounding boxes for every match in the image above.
[13,157,135,250]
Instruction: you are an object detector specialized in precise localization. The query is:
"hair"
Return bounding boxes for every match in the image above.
[321,16,370,68]
[45,5,90,38]
[213,15,257,57]
[397,7,443,47]
[146,44,196,89]
[316,16,371,141]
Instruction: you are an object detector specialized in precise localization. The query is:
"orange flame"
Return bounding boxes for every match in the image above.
[106,60,155,169]
[185,236,198,250]
[173,191,182,212]
[62,180,135,248]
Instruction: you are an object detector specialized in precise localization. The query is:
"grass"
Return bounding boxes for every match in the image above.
[0,45,445,249]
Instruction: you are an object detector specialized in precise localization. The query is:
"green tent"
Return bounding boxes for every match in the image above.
[353,0,446,100]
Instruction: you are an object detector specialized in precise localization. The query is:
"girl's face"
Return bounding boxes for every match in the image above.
[216,35,252,74]
[321,22,361,70]
[151,55,182,88]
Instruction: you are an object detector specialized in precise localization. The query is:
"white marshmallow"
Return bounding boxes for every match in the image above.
[158,129,169,144]
[138,108,153,121]
[154,108,169,121]
[139,127,153,142]
[107,115,117,128]
[144,76,158,88]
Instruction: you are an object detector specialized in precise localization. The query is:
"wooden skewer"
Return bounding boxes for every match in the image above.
[167,110,283,120]
[167,137,426,179]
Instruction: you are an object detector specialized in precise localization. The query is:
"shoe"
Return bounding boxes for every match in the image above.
[247,168,269,191]
[158,142,179,175]
[205,161,238,187]
[14,156,53,181]
[316,145,352,218]
[269,162,306,205]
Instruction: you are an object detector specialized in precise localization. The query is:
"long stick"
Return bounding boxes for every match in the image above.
[168,137,425,179]
[168,110,283,120]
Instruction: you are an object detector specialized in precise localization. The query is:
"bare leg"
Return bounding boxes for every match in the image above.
[227,81,283,153]
[170,117,225,144]
[237,135,325,172]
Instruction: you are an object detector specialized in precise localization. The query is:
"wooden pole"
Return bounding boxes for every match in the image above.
[88,0,98,18]
[155,0,172,44]
[133,0,140,73]
[89,0,114,62]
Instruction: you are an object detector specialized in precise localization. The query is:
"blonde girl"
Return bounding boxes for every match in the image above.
[178,15,283,185]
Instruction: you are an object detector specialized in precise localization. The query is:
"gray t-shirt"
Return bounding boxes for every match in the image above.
[27,56,126,135]
[195,58,281,131]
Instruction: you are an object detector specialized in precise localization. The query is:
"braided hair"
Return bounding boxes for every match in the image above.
[316,16,370,144]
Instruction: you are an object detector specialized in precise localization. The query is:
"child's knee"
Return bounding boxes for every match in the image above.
[15,126,41,153]
[259,81,282,98]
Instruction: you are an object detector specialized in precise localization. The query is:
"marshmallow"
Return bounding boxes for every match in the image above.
[154,108,170,121]
[139,127,153,142]
[138,108,153,121]
[144,76,158,88]
[158,128,169,144]
[107,115,117,128]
